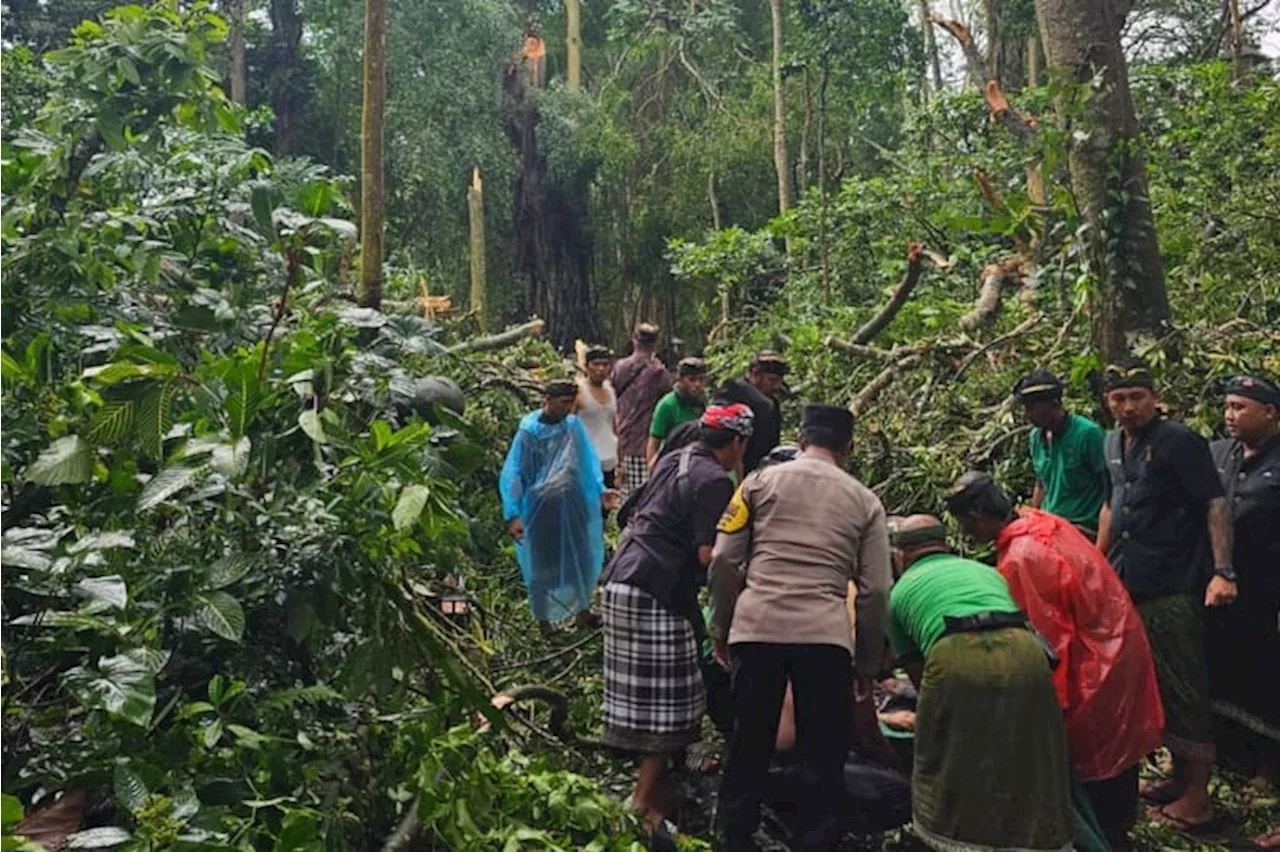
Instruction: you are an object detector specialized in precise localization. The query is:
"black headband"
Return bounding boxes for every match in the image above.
[1103,363,1155,393]
[888,522,948,547]
[946,471,1000,515]
[1223,374,1280,407]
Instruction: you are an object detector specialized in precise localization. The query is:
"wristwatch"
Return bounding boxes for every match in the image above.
[1213,564,1238,582]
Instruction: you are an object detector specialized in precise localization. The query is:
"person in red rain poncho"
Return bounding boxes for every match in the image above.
[947,471,1164,851]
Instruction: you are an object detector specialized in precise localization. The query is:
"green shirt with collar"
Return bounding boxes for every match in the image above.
[886,552,1019,661]
[1029,412,1108,530]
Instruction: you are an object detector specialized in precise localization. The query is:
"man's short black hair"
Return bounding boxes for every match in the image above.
[946,471,1012,518]
[800,404,854,451]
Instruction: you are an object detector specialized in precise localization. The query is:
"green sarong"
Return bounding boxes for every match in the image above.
[912,628,1073,852]
[1137,593,1216,763]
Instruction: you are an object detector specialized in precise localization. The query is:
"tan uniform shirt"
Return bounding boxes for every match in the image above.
[708,453,892,675]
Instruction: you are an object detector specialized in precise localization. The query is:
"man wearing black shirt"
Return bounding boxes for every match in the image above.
[1097,357,1236,831]
[717,350,787,473]
[1207,375,1280,848]
[599,403,753,848]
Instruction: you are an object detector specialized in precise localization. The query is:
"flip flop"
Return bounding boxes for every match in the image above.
[1146,804,1219,836]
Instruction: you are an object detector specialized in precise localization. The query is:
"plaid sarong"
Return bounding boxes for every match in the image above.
[620,455,649,500]
[601,582,705,754]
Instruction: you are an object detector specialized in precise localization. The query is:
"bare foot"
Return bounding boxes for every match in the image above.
[1147,798,1214,833]
[575,609,602,629]
[1253,826,1280,850]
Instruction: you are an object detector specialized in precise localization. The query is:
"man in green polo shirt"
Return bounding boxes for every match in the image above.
[1014,370,1108,537]
[887,514,1072,852]
[646,357,707,469]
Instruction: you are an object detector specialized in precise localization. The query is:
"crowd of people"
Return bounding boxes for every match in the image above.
[496,323,1279,852]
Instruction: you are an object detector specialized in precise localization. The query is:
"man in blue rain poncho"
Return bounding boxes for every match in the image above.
[501,380,620,636]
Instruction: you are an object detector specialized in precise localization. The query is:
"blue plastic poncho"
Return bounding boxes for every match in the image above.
[499,411,605,622]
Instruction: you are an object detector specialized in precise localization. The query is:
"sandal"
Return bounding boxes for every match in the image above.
[1146,804,1218,836]
[647,818,679,852]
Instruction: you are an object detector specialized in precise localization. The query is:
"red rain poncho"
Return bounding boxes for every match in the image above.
[995,509,1164,781]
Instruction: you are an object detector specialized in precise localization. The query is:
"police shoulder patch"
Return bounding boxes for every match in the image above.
[718,485,751,533]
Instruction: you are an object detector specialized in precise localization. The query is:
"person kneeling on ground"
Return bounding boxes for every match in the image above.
[886,515,1073,852]
[947,471,1165,850]
[598,403,754,849]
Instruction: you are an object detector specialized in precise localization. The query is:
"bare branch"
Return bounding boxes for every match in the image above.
[447,318,545,354]
[852,243,927,345]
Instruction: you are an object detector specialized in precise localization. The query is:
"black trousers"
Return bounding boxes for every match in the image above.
[1082,763,1139,850]
[718,642,852,851]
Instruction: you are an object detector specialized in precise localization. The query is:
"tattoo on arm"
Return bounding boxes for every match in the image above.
[1207,496,1234,569]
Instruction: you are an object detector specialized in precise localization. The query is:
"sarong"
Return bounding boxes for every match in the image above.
[601,582,704,754]
[1137,593,1216,763]
[621,455,649,500]
[912,628,1072,852]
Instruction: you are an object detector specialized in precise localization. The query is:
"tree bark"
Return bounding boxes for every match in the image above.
[468,167,487,331]
[565,0,581,93]
[267,0,304,155]
[920,0,944,98]
[1227,0,1247,81]
[985,0,1029,91]
[229,0,246,105]
[358,0,386,309]
[1036,0,1170,360]
[769,0,792,214]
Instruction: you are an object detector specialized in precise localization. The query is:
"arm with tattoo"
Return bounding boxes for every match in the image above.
[1204,496,1237,607]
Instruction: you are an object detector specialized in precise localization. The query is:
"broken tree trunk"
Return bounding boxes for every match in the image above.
[769,0,792,215]
[960,258,1024,330]
[468,167,487,332]
[1035,0,1171,360]
[447,318,545,355]
[566,0,582,92]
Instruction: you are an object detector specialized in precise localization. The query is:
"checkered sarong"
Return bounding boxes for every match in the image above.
[620,455,649,500]
[601,582,705,754]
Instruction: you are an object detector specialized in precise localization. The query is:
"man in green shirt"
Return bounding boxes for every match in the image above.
[1014,370,1108,537]
[887,514,1072,852]
[646,357,707,469]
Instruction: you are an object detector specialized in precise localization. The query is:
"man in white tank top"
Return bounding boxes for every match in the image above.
[577,346,619,488]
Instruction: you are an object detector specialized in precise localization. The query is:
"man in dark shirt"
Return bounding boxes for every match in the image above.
[610,322,671,498]
[1206,374,1280,847]
[717,350,787,473]
[599,403,753,847]
[1096,357,1237,831]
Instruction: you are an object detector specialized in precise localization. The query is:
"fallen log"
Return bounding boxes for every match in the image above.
[960,258,1023,331]
[446,318,545,354]
[850,353,923,416]
[851,243,927,346]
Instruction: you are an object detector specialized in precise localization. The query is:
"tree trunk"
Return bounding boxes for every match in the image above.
[468,167,487,331]
[358,0,386,309]
[920,0,943,98]
[565,0,581,93]
[1227,0,1247,82]
[1026,32,1041,86]
[985,0,1028,91]
[504,64,602,350]
[769,0,792,214]
[229,0,246,105]
[1036,0,1170,360]
[268,0,304,155]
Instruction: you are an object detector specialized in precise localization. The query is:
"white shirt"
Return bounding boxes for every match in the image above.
[577,377,617,472]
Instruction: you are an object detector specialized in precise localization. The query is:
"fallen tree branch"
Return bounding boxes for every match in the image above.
[380,795,422,852]
[850,354,923,416]
[953,314,1043,381]
[852,243,926,345]
[490,629,601,673]
[925,16,1038,140]
[447,318,545,354]
[960,258,1024,331]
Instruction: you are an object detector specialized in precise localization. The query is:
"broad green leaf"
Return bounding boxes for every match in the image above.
[67,531,136,554]
[26,436,93,486]
[250,186,275,234]
[1,543,52,571]
[87,399,136,444]
[112,763,148,812]
[201,719,223,748]
[392,485,429,531]
[1,350,28,385]
[138,466,200,511]
[98,102,126,152]
[135,382,177,459]
[297,409,325,444]
[64,650,157,727]
[82,361,171,385]
[64,827,132,848]
[205,555,253,590]
[316,217,357,240]
[194,592,245,641]
[1,793,23,827]
[9,612,119,631]
[208,436,251,478]
[75,575,128,610]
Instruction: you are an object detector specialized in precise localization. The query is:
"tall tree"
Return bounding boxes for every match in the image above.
[984,0,1030,91]
[769,0,792,214]
[1036,0,1170,359]
[268,0,304,154]
[565,0,581,93]
[228,0,246,105]
[468,167,487,331]
[358,0,386,309]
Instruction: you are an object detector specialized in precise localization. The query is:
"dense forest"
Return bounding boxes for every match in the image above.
[2,0,1278,849]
